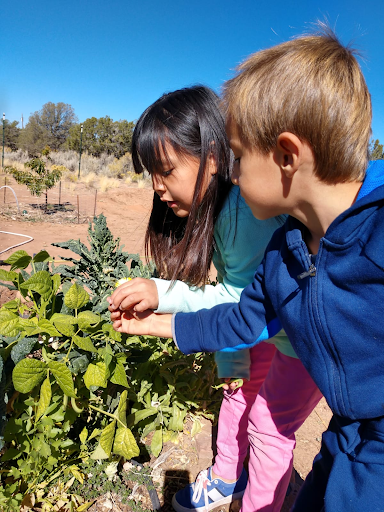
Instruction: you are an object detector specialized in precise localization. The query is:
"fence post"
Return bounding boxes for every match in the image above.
[3,176,6,203]
[77,195,80,224]
[59,181,61,205]
[93,190,97,217]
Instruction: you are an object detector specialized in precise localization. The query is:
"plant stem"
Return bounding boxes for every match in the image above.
[88,404,126,428]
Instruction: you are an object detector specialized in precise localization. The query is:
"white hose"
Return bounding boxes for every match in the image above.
[0,186,33,255]
[0,186,20,214]
[0,231,34,255]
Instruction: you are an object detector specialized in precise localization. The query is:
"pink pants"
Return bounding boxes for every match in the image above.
[212,342,322,512]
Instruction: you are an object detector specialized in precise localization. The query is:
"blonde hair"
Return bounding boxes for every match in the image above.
[222,25,372,183]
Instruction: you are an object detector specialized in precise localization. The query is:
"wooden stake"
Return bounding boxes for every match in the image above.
[93,190,97,217]
[3,176,6,203]
[77,195,80,224]
[59,181,61,205]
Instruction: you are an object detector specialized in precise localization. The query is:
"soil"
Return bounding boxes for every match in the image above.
[0,177,333,511]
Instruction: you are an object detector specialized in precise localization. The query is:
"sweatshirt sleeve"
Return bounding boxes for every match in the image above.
[153,277,243,314]
[173,259,282,355]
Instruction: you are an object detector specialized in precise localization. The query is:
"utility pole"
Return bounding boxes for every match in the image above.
[2,113,5,169]
[78,124,83,179]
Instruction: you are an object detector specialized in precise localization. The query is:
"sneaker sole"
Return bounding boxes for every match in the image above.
[171,491,245,512]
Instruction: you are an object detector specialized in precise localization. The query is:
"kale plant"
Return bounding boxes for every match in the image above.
[51,213,156,314]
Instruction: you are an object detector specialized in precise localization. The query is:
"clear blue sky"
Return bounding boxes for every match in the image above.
[2,0,384,143]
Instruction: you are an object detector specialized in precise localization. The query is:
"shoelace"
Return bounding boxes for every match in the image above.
[192,469,211,511]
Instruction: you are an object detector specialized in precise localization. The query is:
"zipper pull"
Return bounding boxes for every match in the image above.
[297,264,316,280]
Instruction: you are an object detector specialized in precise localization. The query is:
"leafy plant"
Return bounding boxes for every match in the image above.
[51,213,156,314]
[5,147,62,210]
[0,215,220,509]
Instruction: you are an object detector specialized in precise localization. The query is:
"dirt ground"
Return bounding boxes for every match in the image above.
[0,177,332,511]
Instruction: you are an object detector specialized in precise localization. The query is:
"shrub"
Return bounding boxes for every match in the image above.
[51,164,70,174]
[0,215,220,509]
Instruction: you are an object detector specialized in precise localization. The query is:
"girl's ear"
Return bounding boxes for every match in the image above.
[276,132,301,179]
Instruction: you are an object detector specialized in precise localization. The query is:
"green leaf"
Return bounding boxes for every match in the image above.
[100,420,116,456]
[151,428,163,457]
[36,319,61,337]
[88,428,101,442]
[0,309,20,337]
[79,427,88,445]
[191,418,202,437]
[5,250,32,270]
[18,317,38,335]
[83,362,107,389]
[110,362,129,388]
[20,270,52,299]
[0,268,18,282]
[90,443,109,460]
[117,390,128,426]
[32,250,51,263]
[47,360,76,397]
[168,404,186,432]
[77,311,100,329]
[102,323,121,342]
[72,335,98,353]
[51,314,76,336]
[113,426,140,459]
[70,465,84,484]
[52,273,61,295]
[13,359,47,393]
[64,283,89,310]
[36,375,52,420]
[1,299,20,311]
[132,407,158,424]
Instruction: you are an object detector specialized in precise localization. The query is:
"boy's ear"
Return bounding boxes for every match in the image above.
[276,132,302,178]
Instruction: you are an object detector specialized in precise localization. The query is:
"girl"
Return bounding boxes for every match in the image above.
[108,86,322,512]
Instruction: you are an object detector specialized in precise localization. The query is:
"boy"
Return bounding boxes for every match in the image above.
[111,28,384,510]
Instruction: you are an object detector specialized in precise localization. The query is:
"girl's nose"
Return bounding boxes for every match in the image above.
[152,174,166,193]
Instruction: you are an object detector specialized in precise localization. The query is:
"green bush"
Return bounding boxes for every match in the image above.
[0,214,220,510]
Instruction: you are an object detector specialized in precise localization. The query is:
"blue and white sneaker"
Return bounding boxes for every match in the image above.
[172,467,248,512]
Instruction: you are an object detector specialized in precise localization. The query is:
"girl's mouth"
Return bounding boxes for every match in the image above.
[167,201,178,208]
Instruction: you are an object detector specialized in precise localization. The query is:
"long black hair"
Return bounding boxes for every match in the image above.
[132,85,233,287]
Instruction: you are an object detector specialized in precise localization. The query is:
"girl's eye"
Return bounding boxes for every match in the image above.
[234,158,241,164]
[162,169,173,177]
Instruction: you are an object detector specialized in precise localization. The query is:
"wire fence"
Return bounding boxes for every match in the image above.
[0,173,100,223]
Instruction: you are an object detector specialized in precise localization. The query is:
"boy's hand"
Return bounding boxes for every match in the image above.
[111,309,173,339]
[108,278,159,313]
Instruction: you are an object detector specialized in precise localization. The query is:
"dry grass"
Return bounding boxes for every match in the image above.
[81,172,98,189]
[3,158,24,172]
[137,180,147,189]
[98,176,121,192]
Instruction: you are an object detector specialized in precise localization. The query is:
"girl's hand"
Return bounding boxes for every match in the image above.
[112,309,173,339]
[108,278,159,313]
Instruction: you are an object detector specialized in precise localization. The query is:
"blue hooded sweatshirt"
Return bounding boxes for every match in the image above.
[174,160,384,421]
